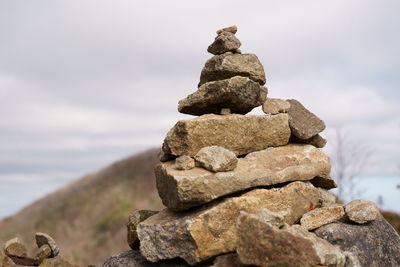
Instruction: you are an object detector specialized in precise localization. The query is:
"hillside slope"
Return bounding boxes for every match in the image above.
[0,148,164,266]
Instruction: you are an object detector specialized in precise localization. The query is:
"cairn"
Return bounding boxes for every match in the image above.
[104,26,400,267]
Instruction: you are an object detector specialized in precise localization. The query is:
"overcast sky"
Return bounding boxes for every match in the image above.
[1,0,399,218]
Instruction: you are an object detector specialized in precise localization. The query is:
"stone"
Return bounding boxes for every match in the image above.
[175,156,195,170]
[300,205,345,230]
[287,99,326,140]
[236,212,345,267]
[161,113,290,159]
[262,98,290,114]
[256,208,287,228]
[127,210,159,249]
[310,174,337,189]
[212,254,244,267]
[178,76,266,116]
[194,146,238,172]
[137,182,335,264]
[199,53,266,87]
[34,244,52,265]
[315,217,400,266]
[39,257,76,267]
[345,199,380,224]
[156,144,331,210]
[290,134,327,148]
[35,233,59,257]
[220,108,231,115]
[4,238,27,258]
[208,31,241,55]
[216,25,237,35]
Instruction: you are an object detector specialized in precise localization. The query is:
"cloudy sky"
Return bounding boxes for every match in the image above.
[1,0,399,218]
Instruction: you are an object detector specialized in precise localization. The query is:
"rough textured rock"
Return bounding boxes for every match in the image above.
[39,256,76,267]
[156,144,331,210]
[4,238,27,258]
[127,210,159,249]
[137,182,335,264]
[194,146,238,172]
[256,208,287,228]
[300,205,345,230]
[287,99,326,140]
[102,250,210,267]
[345,199,380,224]
[35,233,59,258]
[236,212,345,267]
[161,113,290,159]
[212,253,244,267]
[262,98,290,114]
[199,53,266,87]
[290,134,327,148]
[178,76,266,116]
[315,217,400,267]
[208,31,241,55]
[175,156,195,170]
[34,244,52,265]
[216,26,237,35]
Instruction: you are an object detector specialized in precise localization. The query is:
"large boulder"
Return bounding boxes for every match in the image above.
[137,182,336,265]
[236,212,345,267]
[161,114,290,159]
[156,144,332,211]
[315,217,400,267]
[198,53,266,87]
[178,76,266,116]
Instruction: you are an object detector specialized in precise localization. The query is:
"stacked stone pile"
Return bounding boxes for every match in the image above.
[103,26,400,267]
[3,233,76,267]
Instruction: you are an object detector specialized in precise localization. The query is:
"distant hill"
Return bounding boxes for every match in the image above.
[0,148,164,266]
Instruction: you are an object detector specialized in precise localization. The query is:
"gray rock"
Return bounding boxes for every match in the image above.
[194,146,238,172]
[262,98,290,114]
[178,76,266,116]
[127,210,159,249]
[199,53,266,87]
[208,31,241,55]
[35,233,59,258]
[345,199,380,224]
[315,217,400,267]
[175,156,195,170]
[287,99,326,140]
[290,134,327,148]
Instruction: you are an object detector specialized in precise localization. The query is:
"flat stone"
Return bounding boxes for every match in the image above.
[102,250,210,267]
[315,217,400,266]
[175,156,195,170]
[290,134,327,148]
[194,146,237,172]
[199,53,266,87]
[208,31,241,55]
[345,199,380,224]
[127,210,159,249]
[262,98,290,114]
[212,254,244,267]
[216,25,237,35]
[236,212,345,267]
[161,114,290,159]
[287,99,326,140]
[178,76,266,116]
[300,205,345,230]
[156,144,331,211]
[137,182,336,264]
[35,233,59,258]
[309,174,337,189]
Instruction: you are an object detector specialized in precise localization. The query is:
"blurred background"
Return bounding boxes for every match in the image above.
[0,0,399,265]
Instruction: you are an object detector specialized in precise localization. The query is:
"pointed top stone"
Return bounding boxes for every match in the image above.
[216,25,238,35]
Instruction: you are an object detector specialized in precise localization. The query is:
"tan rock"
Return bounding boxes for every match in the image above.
[35,233,59,258]
[194,146,237,172]
[208,31,241,55]
[345,199,380,224]
[4,238,27,258]
[236,212,345,267]
[39,256,77,267]
[34,244,52,265]
[300,205,345,230]
[175,156,195,170]
[137,182,336,264]
[262,98,290,114]
[287,99,326,140]
[156,144,331,210]
[161,113,290,159]
[178,76,266,116]
[216,25,237,35]
[199,53,266,87]
[220,108,231,115]
[127,210,159,249]
[212,253,244,267]
[290,134,327,148]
